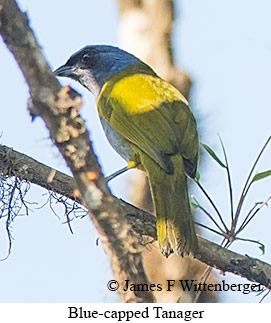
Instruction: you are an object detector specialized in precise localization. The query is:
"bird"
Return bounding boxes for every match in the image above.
[54,45,199,257]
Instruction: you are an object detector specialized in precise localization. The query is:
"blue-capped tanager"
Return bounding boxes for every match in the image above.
[54,45,199,257]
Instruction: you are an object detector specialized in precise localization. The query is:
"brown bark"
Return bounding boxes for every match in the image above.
[0,0,154,303]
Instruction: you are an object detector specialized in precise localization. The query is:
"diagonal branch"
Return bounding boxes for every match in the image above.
[1,144,271,290]
[0,0,154,303]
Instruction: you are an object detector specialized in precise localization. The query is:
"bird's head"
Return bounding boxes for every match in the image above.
[54,45,142,98]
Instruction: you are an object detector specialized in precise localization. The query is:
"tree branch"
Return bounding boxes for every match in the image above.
[0,0,154,303]
[1,144,271,290]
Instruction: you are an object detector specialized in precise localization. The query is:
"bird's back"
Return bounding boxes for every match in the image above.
[97,64,199,177]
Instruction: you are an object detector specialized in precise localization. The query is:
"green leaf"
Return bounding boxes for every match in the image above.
[195,171,200,181]
[201,143,226,168]
[254,201,264,207]
[176,296,182,303]
[251,170,271,183]
[259,244,265,255]
[190,201,199,209]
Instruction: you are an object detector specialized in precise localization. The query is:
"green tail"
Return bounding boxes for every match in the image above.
[141,153,198,257]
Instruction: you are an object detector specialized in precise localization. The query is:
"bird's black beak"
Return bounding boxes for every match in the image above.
[54,64,75,77]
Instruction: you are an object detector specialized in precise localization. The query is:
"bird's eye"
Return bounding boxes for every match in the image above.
[81,53,91,63]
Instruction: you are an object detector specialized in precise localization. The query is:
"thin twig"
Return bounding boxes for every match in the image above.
[192,197,225,233]
[218,135,234,222]
[259,289,270,303]
[236,203,258,235]
[2,178,17,261]
[235,236,265,250]
[194,221,225,237]
[195,179,228,232]
[233,135,271,230]
[236,196,271,235]
[194,266,213,303]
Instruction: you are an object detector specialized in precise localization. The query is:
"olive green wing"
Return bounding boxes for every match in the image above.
[98,73,199,177]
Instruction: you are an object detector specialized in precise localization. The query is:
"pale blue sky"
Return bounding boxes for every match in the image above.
[0,0,270,302]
